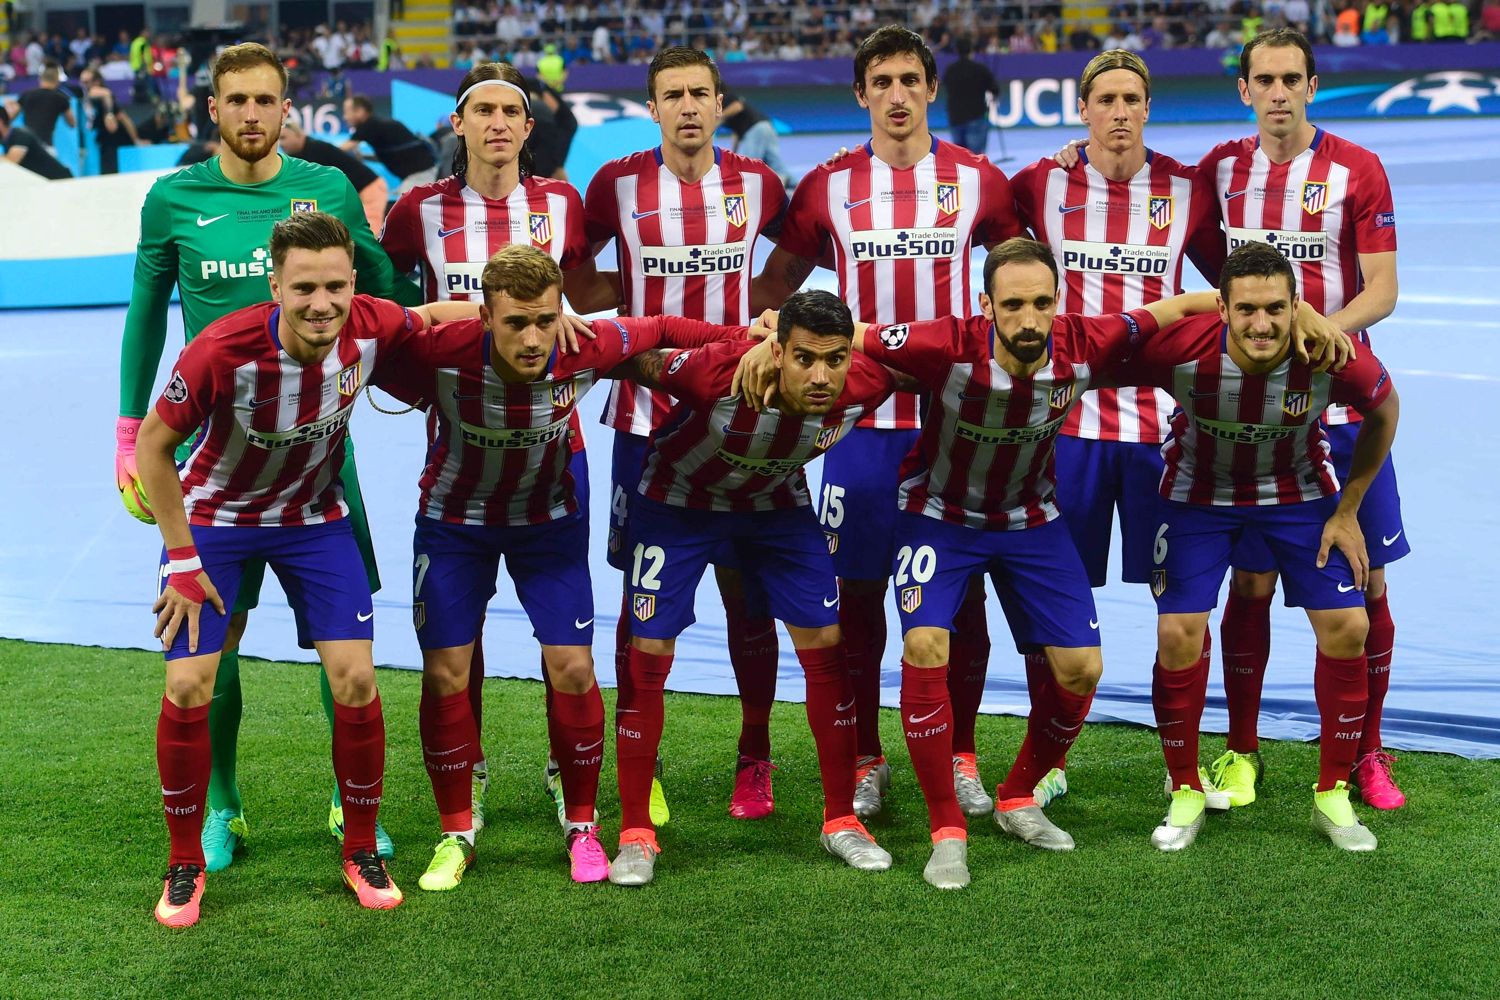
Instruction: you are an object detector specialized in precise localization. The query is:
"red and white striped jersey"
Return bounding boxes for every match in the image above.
[1112,313,1394,505]
[1199,128,1397,424]
[154,297,422,527]
[380,174,591,302]
[862,309,1157,531]
[778,137,1023,430]
[378,316,744,526]
[1012,149,1223,443]
[584,147,787,436]
[639,340,897,512]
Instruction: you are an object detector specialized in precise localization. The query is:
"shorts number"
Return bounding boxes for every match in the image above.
[631,543,666,591]
[1153,523,1169,566]
[611,484,630,523]
[894,544,936,586]
[414,553,431,596]
[819,483,846,529]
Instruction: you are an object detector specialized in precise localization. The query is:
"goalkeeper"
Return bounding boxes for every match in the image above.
[116,42,421,873]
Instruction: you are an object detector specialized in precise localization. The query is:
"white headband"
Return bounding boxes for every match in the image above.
[455,78,531,115]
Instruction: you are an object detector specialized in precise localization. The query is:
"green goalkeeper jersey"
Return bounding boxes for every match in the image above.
[118,152,422,418]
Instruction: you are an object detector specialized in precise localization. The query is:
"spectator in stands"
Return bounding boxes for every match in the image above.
[0,104,72,178]
[1334,0,1363,42]
[941,36,999,155]
[79,67,143,174]
[1068,23,1104,50]
[341,93,437,192]
[26,34,46,76]
[68,28,92,71]
[525,76,576,179]
[281,118,389,232]
[1140,15,1173,46]
[1432,0,1470,39]
[538,42,566,89]
[1477,0,1500,39]
[18,64,75,153]
[719,89,797,187]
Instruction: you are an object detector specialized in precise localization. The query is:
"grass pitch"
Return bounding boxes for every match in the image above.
[1,638,1496,999]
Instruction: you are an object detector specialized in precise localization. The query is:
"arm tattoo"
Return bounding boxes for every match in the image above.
[783,254,816,290]
[608,348,670,390]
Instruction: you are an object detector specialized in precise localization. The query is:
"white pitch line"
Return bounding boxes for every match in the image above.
[1384,318,1500,329]
[1396,294,1500,307]
[1392,368,1500,383]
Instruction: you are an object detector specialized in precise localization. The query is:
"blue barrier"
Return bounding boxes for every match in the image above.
[117,143,191,173]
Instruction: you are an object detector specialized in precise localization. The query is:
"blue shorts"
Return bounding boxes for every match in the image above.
[893,512,1101,653]
[608,431,739,573]
[157,520,373,661]
[1230,423,1408,573]
[1054,435,1166,587]
[412,512,594,650]
[819,426,921,581]
[1154,496,1365,614]
[625,496,839,640]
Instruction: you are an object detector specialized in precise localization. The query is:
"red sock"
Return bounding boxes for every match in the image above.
[901,661,964,835]
[723,588,777,760]
[998,672,1091,801]
[1153,656,1208,791]
[947,582,990,756]
[467,629,486,757]
[1022,651,1063,769]
[551,685,605,824]
[842,584,887,758]
[616,647,672,831]
[1315,650,1369,791]
[419,687,477,833]
[332,696,386,859]
[1220,591,1272,753]
[157,696,211,867]
[614,590,634,707]
[1358,590,1394,757]
[797,645,858,822]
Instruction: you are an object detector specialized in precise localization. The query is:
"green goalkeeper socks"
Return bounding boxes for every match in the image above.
[207,649,244,814]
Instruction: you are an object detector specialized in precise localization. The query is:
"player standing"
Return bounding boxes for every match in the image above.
[380,62,616,833]
[114,43,421,874]
[606,291,898,886]
[759,25,1023,820]
[1010,50,1226,807]
[138,213,474,927]
[1113,242,1398,852]
[1203,29,1406,809]
[584,47,790,822]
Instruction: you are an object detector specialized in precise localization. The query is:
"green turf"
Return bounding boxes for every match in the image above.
[2,638,1496,999]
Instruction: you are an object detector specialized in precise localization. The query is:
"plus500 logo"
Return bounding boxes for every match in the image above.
[1061,239,1172,276]
[1227,228,1327,262]
[849,228,958,262]
[639,241,748,277]
[201,246,271,280]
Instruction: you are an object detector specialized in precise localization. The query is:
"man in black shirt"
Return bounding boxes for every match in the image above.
[719,90,796,189]
[281,118,389,232]
[0,105,73,179]
[18,65,76,152]
[940,37,999,155]
[340,93,436,193]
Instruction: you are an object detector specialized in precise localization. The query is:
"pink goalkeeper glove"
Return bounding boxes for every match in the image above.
[116,416,154,523]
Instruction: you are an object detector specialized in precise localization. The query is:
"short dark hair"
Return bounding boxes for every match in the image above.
[1219,241,1297,302]
[777,290,854,344]
[346,94,374,115]
[1239,27,1316,81]
[955,35,973,58]
[0,105,10,128]
[646,46,722,102]
[854,25,937,93]
[211,42,288,98]
[269,211,355,270]
[982,238,1059,299]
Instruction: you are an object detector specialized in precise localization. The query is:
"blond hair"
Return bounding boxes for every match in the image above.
[1080,49,1151,103]
[481,244,564,302]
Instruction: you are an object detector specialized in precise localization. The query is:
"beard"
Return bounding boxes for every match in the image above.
[220,119,280,164]
[997,327,1048,365]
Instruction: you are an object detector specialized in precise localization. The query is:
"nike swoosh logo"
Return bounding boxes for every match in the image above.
[907,707,943,725]
[574,739,603,752]
[1187,389,1217,399]
[356,610,374,622]
[835,698,856,712]
[823,595,840,607]
[1050,716,1083,732]
[1382,531,1403,546]
[843,198,871,211]
[617,708,640,714]
[1089,619,1099,629]
[344,778,380,790]
[1058,204,1087,214]
[631,209,659,220]
[248,395,280,409]
[437,225,466,238]
[1223,189,1248,201]
[1338,713,1366,724]
[1337,583,1357,593]
[1158,719,1182,728]
[424,743,470,757]
[196,213,229,226]
[161,784,196,795]
[451,391,486,401]
[575,617,594,629]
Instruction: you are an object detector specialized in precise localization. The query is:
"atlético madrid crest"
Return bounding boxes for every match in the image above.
[936,182,960,216]
[412,602,426,630]
[1301,181,1328,215]
[291,198,318,213]
[633,593,656,622]
[1151,569,1167,598]
[1149,195,1174,230]
[1049,383,1076,411]
[337,361,362,397]
[900,585,922,613]
[529,211,553,247]
[551,380,577,409]
[1282,389,1311,418]
[825,530,839,554]
[814,424,843,451]
[723,193,748,228]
